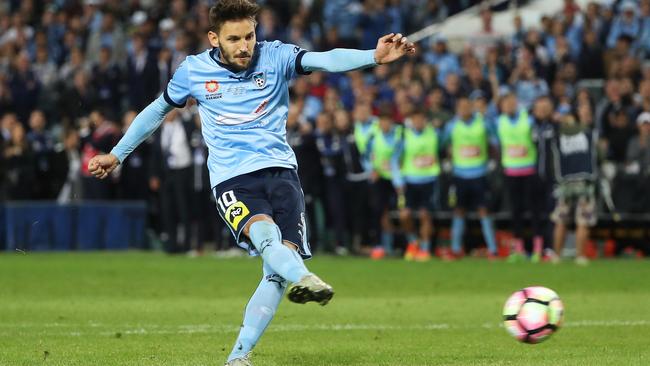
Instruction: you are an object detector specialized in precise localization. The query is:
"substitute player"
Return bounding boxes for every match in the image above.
[87,1,415,365]
[366,106,403,259]
[393,107,441,261]
[441,96,498,259]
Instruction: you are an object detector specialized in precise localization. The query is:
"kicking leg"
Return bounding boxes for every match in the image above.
[245,215,333,305]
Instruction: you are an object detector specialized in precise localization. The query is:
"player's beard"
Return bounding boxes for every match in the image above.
[222,48,253,72]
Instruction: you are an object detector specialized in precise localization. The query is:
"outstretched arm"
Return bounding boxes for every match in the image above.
[301,33,415,73]
[87,94,174,179]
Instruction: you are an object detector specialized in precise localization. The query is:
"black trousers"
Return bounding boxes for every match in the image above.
[161,167,193,253]
[344,179,371,249]
[505,175,539,241]
[324,176,347,250]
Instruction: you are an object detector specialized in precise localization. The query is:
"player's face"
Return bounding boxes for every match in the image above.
[210,19,256,72]
[411,113,426,130]
[457,99,472,120]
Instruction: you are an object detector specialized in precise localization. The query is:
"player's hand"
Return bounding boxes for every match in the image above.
[88,153,119,179]
[374,33,416,65]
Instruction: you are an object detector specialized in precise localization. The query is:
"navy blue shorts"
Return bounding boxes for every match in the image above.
[405,182,437,211]
[212,167,311,259]
[453,176,489,210]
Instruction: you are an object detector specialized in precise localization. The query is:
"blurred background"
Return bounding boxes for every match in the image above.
[0,0,649,259]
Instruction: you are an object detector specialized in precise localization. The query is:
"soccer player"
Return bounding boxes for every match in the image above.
[494,92,540,262]
[366,106,403,259]
[393,107,441,261]
[441,96,499,259]
[86,1,414,365]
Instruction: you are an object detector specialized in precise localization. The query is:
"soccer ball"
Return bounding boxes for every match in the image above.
[502,286,564,344]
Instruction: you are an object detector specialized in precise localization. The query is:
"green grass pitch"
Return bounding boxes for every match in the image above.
[1,252,649,365]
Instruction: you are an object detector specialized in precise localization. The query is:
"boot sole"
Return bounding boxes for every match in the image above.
[287,285,334,306]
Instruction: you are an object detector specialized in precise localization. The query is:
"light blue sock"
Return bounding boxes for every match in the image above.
[381,231,393,254]
[420,240,431,251]
[407,233,418,243]
[480,217,498,254]
[451,216,465,254]
[248,221,309,283]
[228,262,285,362]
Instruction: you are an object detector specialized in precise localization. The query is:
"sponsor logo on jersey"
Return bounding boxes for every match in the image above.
[205,80,219,93]
[254,99,269,114]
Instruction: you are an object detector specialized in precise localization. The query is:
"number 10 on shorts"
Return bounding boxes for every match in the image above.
[217,190,250,231]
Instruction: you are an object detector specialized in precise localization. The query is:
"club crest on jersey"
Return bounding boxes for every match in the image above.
[252,72,266,89]
[205,80,219,93]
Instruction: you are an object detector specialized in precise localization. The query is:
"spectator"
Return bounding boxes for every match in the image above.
[52,128,82,203]
[427,87,453,129]
[335,107,370,253]
[32,45,57,89]
[91,47,122,113]
[256,7,285,41]
[61,69,97,125]
[315,112,347,254]
[550,112,599,265]
[8,51,39,124]
[126,33,159,111]
[510,60,549,110]
[578,29,605,79]
[531,96,558,259]
[286,102,324,250]
[85,11,126,66]
[638,0,650,58]
[606,1,640,49]
[624,112,650,210]
[423,36,461,86]
[3,123,35,200]
[469,6,502,61]
[358,0,392,50]
[603,107,637,163]
[26,110,55,199]
[117,111,151,200]
[150,109,194,254]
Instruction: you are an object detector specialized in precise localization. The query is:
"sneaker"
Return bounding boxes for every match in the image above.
[404,242,418,261]
[225,354,252,366]
[370,246,386,260]
[545,249,560,264]
[414,249,431,262]
[441,251,458,261]
[530,252,541,264]
[575,256,590,266]
[287,274,334,306]
[507,252,524,263]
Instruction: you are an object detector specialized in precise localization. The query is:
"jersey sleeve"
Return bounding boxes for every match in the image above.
[269,40,310,80]
[163,59,190,108]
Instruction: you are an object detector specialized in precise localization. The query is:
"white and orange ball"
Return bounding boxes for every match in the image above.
[503,286,564,344]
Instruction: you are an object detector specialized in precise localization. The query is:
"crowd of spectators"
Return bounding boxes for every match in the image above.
[1,0,650,254]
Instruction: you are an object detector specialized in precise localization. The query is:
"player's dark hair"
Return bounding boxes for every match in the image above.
[209,0,261,33]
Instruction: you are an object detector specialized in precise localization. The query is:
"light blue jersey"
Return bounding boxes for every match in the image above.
[164,41,308,187]
[110,42,376,187]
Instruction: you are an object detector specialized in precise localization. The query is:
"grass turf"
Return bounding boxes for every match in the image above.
[1,252,649,366]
